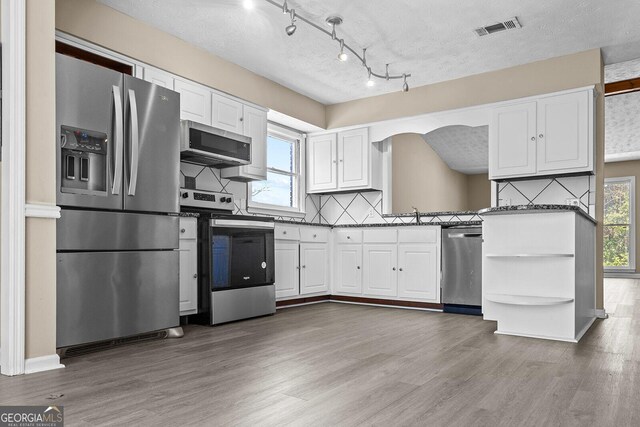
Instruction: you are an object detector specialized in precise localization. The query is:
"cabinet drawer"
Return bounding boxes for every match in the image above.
[335,229,363,244]
[363,228,397,243]
[300,227,329,243]
[179,217,197,240]
[275,225,300,241]
[398,227,438,243]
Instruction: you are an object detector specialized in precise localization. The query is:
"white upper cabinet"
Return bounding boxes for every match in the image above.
[338,128,369,189]
[221,105,268,181]
[489,102,537,179]
[536,91,591,174]
[489,89,593,180]
[307,127,381,194]
[143,67,174,90]
[174,78,212,125]
[211,93,244,134]
[307,133,338,192]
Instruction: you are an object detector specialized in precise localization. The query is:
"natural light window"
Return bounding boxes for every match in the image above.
[604,176,636,270]
[249,124,305,215]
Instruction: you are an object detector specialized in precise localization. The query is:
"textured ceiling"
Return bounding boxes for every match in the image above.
[98,0,640,104]
[422,126,489,175]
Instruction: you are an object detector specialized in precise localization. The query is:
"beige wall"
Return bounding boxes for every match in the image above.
[467,174,492,211]
[604,160,640,272]
[25,0,57,358]
[391,133,491,213]
[326,49,602,129]
[55,0,326,129]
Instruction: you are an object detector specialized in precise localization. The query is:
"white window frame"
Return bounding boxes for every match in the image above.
[248,123,306,217]
[604,176,636,271]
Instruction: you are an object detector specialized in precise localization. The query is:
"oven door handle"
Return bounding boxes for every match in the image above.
[210,219,275,229]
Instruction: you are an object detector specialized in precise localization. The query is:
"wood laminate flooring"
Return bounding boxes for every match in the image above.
[1,279,639,426]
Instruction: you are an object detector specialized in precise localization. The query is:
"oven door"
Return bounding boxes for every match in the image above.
[209,219,274,291]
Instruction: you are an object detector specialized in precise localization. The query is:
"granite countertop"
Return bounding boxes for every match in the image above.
[273,219,332,227]
[478,204,597,224]
[333,221,482,228]
[383,210,479,218]
[171,212,200,218]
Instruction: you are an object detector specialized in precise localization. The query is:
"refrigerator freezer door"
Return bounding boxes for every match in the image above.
[57,209,178,251]
[123,76,180,214]
[57,250,179,348]
[56,53,124,210]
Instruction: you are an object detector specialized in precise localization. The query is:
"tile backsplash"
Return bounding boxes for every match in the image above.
[497,175,595,216]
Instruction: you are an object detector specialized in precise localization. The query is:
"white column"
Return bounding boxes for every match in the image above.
[1,0,27,376]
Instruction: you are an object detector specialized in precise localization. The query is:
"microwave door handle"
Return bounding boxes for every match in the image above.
[112,85,124,195]
[127,89,139,196]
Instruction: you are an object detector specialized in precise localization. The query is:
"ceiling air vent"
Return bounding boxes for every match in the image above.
[474,17,522,37]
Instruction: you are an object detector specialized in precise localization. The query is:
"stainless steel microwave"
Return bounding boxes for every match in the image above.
[180,120,251,168]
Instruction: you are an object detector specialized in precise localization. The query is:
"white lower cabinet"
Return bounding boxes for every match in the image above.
[300,243,329,294]
[398,244,439,301]
[179,217,198,315]
[334,244,362,294]
[363,244,398,297]
[275,241,299,299]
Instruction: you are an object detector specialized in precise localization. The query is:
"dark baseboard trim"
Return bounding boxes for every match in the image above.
[330,295,443,310]
[277,294,443,310]
[276,295,331,307]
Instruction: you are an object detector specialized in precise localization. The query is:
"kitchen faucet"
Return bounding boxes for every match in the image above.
[412,206,421,224]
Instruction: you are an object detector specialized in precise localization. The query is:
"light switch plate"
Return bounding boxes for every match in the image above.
[566,198,580,207]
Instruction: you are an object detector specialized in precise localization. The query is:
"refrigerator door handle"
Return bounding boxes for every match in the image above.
[128,89,140,196]
[112,85,124,195]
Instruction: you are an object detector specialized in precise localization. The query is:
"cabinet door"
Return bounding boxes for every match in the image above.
[307,134,337,192]
[300,243,329,294]
[536,91,591,174]
[363,244,397,297]
[489,102,537,179]
[179,238,198,314]
[174,79,212,125]
[338,128,369,189]
[212,93,244,134]
[221,105,267,181]
[143,67,174,90]
[398,244,439,302]
[275,241,299,299]
[334,244,362,294]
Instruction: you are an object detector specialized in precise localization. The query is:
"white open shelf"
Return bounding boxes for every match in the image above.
[485,293,574,306]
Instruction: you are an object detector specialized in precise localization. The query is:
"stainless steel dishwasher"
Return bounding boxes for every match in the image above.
[441,226,483,315]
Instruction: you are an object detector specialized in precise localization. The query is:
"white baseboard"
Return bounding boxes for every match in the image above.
[24,354,65,374]
[604,272,640,279]
[24,203,61,219]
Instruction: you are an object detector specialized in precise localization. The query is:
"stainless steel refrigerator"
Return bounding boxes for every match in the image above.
[55,54,181,348]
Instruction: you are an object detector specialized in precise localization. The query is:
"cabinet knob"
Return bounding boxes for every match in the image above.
[357,266,360,270]
[239,117,244,122]
[302,265,306,269]
[283,230,287,234]
[193,274,197,279]
[339,159,343,163]
[313,234,317,238]
[347,236,351,240]
[333,160,337,164]
[392,267,396,271]
[539,134,544,138]
[180,228,186,233]
[399,268,403,271]
[296,266,300,270]
[531,137,535,141]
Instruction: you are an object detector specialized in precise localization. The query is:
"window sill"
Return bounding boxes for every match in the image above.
[247,204,306,219]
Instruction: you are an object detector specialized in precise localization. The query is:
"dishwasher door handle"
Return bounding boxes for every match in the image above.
[448,233,482,239]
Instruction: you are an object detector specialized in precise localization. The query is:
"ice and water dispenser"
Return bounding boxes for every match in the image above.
[60,125,108,195]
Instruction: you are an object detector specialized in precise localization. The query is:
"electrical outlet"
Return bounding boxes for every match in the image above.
[367,208,375,218]
[566,198,580,207]
[500,198,511,206]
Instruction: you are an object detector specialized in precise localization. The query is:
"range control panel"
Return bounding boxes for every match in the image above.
[179,189,235,211]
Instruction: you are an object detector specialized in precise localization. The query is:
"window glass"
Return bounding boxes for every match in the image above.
[604,179,634,269]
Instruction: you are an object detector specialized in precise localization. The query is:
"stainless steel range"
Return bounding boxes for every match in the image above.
[180,188,276,325]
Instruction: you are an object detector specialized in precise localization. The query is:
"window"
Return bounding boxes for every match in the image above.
[248,123,305,215]
[604,176,635,270]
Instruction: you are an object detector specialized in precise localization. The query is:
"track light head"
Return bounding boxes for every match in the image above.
[338,39,348,62]
[286,9,297,36]
[402,74,409,92]
[282,0,288,13]
[366,68,375,87]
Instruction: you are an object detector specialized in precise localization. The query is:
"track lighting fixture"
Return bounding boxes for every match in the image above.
[285,9,297,36]
[263,0,412,92]
[338,39,348,62]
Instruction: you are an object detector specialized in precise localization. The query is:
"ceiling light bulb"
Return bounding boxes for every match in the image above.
[285,9,297,36]
[242,0,254,10]
[402,74,409,92]
[282,0,288,13]
[338,39,348,62]
[366,69,375,87]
